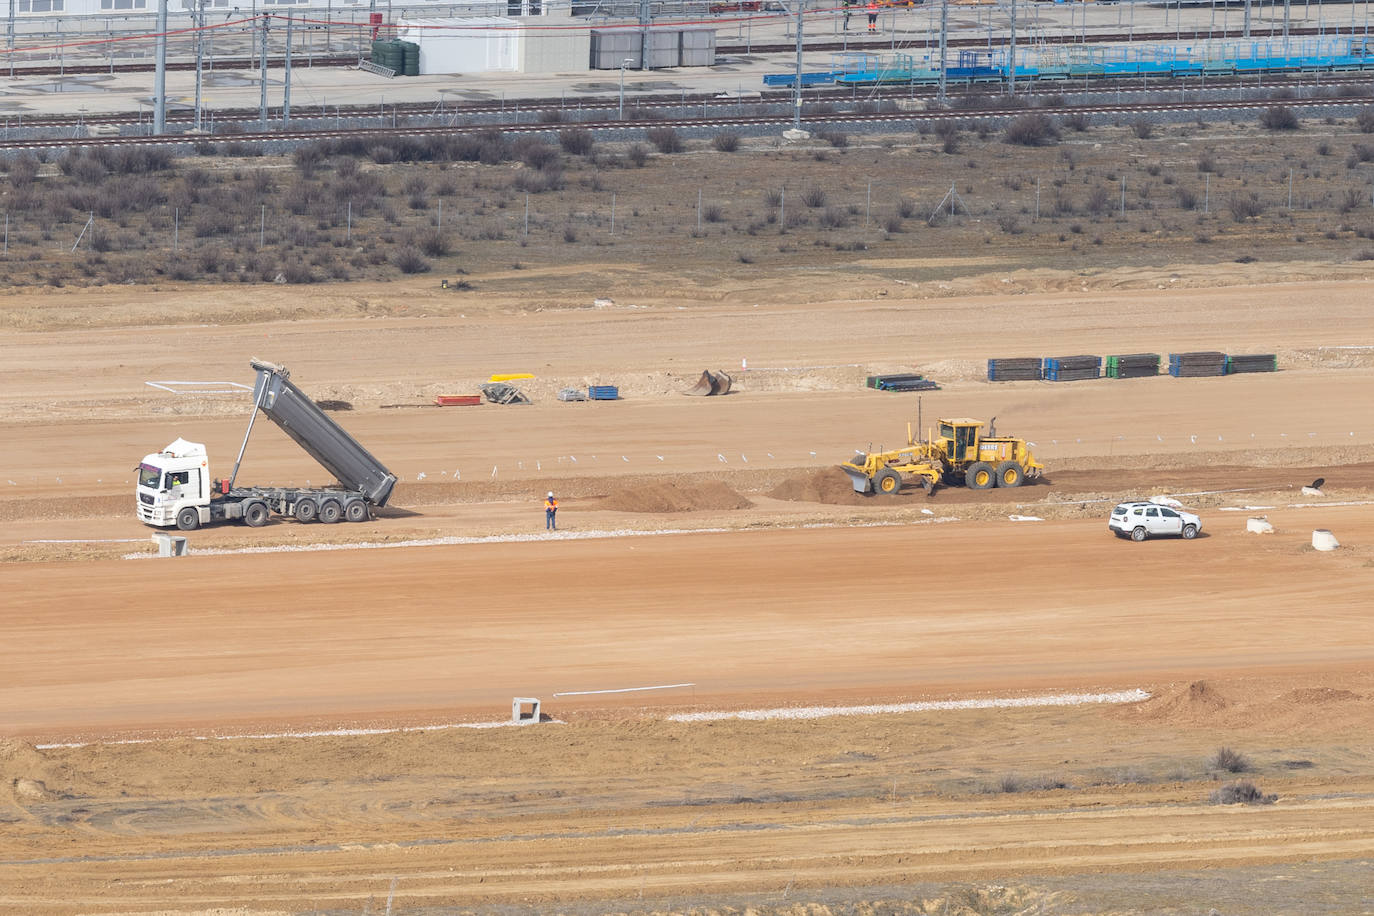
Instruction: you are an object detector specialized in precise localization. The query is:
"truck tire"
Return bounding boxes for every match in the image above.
[344,500,368,523]
[318,499,342,524]
[294,499,318,523]
[995,461,1024,488]
[965,462,995,490]
[243,501,269,528]
[175,506,200,531]
[874,469,902,495]
[1131,526,1148,542]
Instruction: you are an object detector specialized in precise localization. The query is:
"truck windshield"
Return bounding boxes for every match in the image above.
[138,464,163,489]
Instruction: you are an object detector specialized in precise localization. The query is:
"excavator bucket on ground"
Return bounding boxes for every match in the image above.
[683,369,733,396]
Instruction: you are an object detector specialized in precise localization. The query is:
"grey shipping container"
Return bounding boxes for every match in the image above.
[590,29,642,70]
[647,28,679,68]
[680,27,717,67]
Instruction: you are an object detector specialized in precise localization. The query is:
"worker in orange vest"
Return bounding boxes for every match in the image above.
[866,0,879,32]
[544,491,559,530]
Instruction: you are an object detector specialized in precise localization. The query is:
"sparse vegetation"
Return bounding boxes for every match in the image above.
[1209,781,1276,805]
[1003,113,1060,147]
[1209,746,1252,773]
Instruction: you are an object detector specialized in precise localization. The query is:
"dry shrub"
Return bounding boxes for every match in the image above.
[1003,113,1060,146]
[1209,746,1251,773]
[559,129,594,156]
[1260,106,1300,130]
[1209,781,1275,805]
[646,127,683,154]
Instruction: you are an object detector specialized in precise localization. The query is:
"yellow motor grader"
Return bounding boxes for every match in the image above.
[840,417,1043,496]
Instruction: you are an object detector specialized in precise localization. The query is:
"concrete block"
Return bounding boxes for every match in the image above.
[512,697,541,723]
[152,532,189,557]
[1246,517,1274,534]
[1312,529,1339,551]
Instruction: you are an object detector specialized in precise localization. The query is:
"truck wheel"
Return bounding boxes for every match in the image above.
[995,461,1024,488]
[965,462,996,490]
[294,499,318,523]
[344,500,369,523]
[1182,524,1198,540]
[874,469,902,495]
[175,507,200,531]
[243,501,269,528]
[1131,526,1148,542]
[318,499,342,524]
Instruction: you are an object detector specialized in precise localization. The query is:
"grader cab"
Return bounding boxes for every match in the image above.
[840,417,1043,496]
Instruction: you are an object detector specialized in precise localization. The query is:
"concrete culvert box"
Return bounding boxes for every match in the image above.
[1312,529,1340,551]
[512,697,541,723]
[1247,517,1274,534]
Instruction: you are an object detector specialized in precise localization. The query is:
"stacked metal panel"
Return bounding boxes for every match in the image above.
[1168,351,1228,377]
[588,385,620,400]
[865,374,940,392]
[1105,353,1160,379]
[987,358,1042,382]
[1042,355,1101,382]
[1225,354,1278,374]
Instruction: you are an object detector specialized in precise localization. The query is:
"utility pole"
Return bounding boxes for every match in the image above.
[283,13,292,126]
[937,0,948,102]
[1007,0,1017,95]
[153,0,168,134]
[639,0,650,70]
[1243,0,1251,38]
[793,0,804,130]
[7,0,15,79]
[259,15,268,129]
[193,0,205,131]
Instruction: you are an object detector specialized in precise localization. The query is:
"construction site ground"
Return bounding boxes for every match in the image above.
[3,267,1374,914]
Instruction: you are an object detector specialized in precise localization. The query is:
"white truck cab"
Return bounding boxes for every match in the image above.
[136,438,213,530]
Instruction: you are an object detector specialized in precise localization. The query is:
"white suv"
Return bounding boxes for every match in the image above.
[1110,502,1202,541]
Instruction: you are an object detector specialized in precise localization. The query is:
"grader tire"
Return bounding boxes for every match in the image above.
[995,461,1025,488]
[965,462,996,490]
[874,469,902,495]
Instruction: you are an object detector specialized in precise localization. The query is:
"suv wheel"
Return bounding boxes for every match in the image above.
[1131,526,1148,542]
[1182,524,1198,540]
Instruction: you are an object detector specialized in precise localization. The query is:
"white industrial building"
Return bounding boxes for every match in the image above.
[395,15,591,73]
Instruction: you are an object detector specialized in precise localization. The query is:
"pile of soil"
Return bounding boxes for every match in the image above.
[769,467,871,506]
[597,481,753,513]
[1125,679,1232,725]
[1,737,58,802]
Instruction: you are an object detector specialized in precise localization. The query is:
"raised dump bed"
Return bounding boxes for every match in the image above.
[1168,351,1228,377]
[987,357,1042,382]
[1042,355,1101,382]
[1105,353,1160,379]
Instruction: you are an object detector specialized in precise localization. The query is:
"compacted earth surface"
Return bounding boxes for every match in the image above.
[3,262,1374,914]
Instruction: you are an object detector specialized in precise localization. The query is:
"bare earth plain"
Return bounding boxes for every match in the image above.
[3,267,1374,915]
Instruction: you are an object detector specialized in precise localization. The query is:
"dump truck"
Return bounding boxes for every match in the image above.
[136,359,398,531]
[841,417,1042,496]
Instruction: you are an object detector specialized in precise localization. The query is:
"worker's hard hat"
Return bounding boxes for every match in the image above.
[547,491,554,498]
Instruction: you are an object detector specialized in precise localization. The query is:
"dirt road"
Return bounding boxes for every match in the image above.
[4,272,1374,914]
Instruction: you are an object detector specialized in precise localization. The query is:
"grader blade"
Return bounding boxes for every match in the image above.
[841,464,873,494]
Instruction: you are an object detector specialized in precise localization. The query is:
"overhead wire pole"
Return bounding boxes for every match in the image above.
[937,0,948,102]
[193,0,205,131]
[7,0,14,78]
[793,0,804,131]
[639,0,650,70]
[283,13,292,126]
[1007,0,1016,95]
[259,15,268,128]
[153,0,168,134]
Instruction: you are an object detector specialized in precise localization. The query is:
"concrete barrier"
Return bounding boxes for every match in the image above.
[1246,517,1274,534]
[1312,529,1340,551]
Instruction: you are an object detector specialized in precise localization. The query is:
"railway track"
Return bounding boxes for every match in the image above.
[7,68,1372,131]
[2,93,1368,152]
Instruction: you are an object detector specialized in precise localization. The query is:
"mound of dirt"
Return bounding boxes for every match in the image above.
[597,481,753,513]
[770,467,871,506]
[1,737,57,803]
[1280,687,1363,704]
[1126,679,1233,724]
